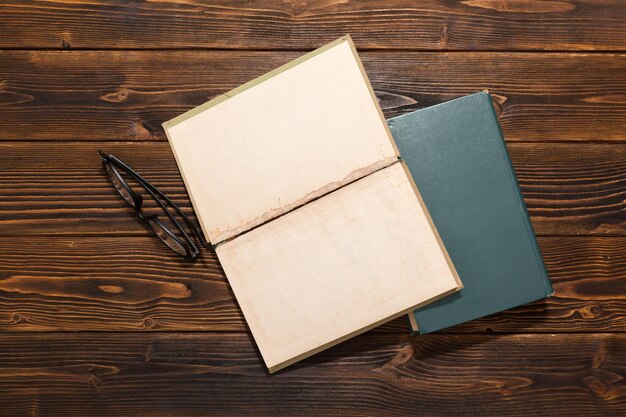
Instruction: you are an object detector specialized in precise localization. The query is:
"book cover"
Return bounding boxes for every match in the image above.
[163,36,461,372]
[388,92,553,335]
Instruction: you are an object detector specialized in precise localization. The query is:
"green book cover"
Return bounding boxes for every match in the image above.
[388,92,553,334]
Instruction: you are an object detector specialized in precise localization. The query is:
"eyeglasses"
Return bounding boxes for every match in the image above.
[98,150,207,260]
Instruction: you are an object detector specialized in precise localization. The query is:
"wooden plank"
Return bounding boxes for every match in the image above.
[0,332,624,416]
[3,141,626,237]
[0,236,239,332]
[1,234,625,333]
[1,1,625,51]
[1,51,625,142]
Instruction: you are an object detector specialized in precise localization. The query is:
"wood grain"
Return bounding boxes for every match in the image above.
[4,141,626,237]
[1,1,625,51]
[1,51,625,141]
[1,1,625,416]
[0,236,239,332]
[0,332,624,416]
[1,234,625,333]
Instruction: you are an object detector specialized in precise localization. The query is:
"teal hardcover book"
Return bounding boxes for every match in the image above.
[388,92,553,334]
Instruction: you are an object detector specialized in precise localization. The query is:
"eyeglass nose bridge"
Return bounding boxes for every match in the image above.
[132,192,145,214]
[99,150,204,259]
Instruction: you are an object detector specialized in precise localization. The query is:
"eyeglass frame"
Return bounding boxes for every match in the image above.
[98,150,208,260]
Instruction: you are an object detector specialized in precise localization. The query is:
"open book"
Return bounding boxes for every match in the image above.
[163,36,461,372]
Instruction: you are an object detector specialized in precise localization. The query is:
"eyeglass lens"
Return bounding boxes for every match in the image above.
[147,217,188,256]
[104,162,137,208]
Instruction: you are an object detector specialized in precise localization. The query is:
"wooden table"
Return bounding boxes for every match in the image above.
[1,1,626,415]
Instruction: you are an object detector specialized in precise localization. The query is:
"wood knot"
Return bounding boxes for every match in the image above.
[439,22,449,45]
[143,318,155,328]
[580,303,601,319]
[376,91,417,111]
[374,343,419,386]
[61,31,72,49]
[145,345,153,362]
[489,93,508,117]
[0,89,34,105]
[116,88,129,102]
[134,119,159,140]
[101,89,130,103]
[583,375,607,396]
[292,1,307,16]
[384,344,415,369]
[593,342,607,368]
[98,285,124,294]
[87,373,103,390]
[11,313,21,323]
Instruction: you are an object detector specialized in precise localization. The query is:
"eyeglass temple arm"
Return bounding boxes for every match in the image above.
[103,153,208,247]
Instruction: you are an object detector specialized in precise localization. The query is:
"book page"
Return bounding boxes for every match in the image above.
[216,162,461,372]
[164,38,397,244]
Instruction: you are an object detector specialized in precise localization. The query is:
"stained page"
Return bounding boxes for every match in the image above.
[164,37,397,243]
[216,163,461,372]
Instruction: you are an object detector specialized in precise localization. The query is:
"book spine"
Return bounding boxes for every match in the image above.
[484,92,554,296]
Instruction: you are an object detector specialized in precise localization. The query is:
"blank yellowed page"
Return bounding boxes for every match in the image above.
[216,162,461,373]
[164,38,397,244]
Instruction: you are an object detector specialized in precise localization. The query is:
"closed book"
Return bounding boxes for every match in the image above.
[387,92,553,334]
[163,36,461,371]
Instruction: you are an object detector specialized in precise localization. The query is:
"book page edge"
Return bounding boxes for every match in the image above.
[408,312,420,334]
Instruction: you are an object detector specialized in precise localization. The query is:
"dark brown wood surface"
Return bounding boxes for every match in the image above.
[2,51,626,142]
[2,0,626,51]
[1,333,625,416]
[1,1,625,416]
[1,235,625,334]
